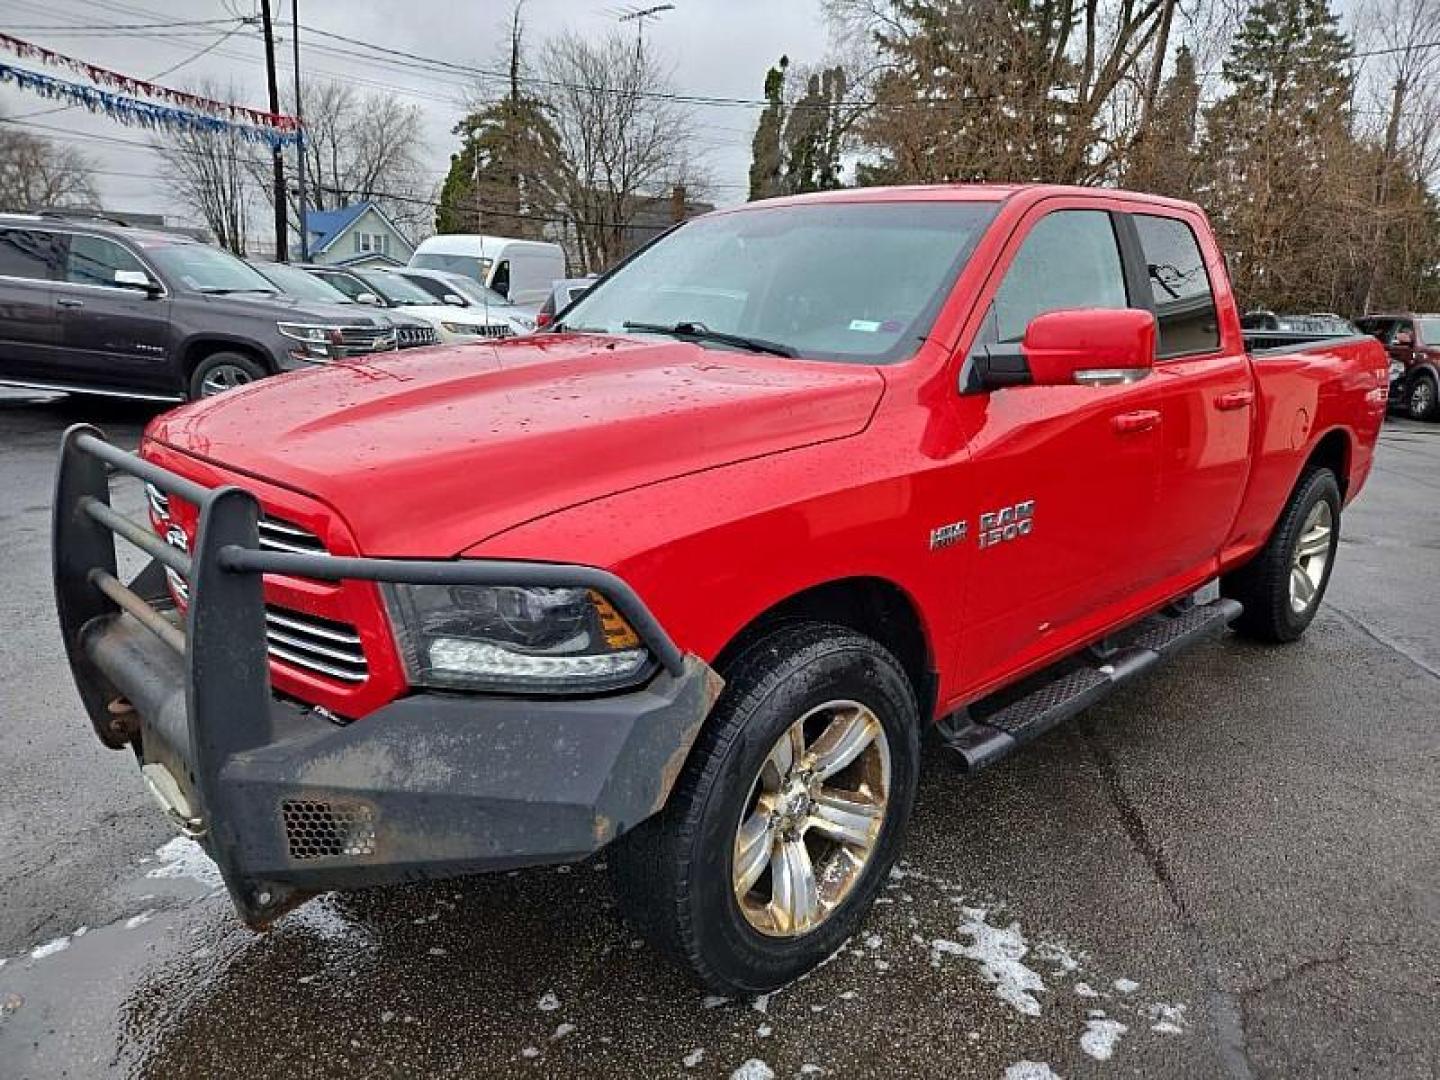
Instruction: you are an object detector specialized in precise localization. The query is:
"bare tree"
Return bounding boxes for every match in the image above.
[541,29,700,272]
[259,80,431,241]
[151,83,252,253]
[0,116,99,210]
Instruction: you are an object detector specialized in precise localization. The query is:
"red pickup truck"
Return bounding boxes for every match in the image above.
[54,184,1387,995]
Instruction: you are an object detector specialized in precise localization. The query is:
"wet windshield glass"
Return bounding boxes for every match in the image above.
[251,262,353,303]
[149,243,278,295]
[356,271,440,306]
[557,201,999,363]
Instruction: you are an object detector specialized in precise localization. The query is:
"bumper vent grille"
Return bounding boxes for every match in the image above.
[282,799,376,860]
[257,516,326,555]
[472,324,513,340]
[265,606,367,683]
[336,327,398,355]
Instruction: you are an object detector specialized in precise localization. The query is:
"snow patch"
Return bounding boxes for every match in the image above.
[1145,1002,1188,1034]
[145,837,223,888]
[1080,1018,1128,1061]
[730,1060,774,1080]
[124,910,154,930]
[552,1022,576,1039]
[1073,981,1099,998]
[932,913,1046,1017]
[1112,977,1139,995]
[537,991,560,1012]
[701,994,730,1009]
[683,1048,705,1068]
[1005,1063,1063,1080]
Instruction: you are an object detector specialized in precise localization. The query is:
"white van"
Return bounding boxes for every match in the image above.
[409,235,566,307]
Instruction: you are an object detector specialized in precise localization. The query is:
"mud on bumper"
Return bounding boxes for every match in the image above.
[54,426,721,927]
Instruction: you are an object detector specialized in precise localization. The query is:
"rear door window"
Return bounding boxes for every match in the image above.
[65,234,148,287]
[0,228,67,281]
[992,210,1129,343]
[1133,214,1220,357]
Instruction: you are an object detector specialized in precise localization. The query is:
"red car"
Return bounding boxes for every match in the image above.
[54,184,1387,994]
[1355,312,1440,420]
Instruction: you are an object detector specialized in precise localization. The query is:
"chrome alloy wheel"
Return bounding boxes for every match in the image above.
[200,363,256,396]
[732,700,891,938]
[1412,377,1436,417]
[1289,500,1334,614]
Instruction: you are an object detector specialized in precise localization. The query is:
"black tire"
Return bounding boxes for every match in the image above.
[1407,370,1439,421]
[1222,468,1341,643]
[610,622,920,995]
[187,351,267,400]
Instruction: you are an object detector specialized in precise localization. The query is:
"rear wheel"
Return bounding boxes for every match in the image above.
[188,352,267,399]
[1407,371,1439,421]
[1222,468,1341,642]
[610,622,920,995]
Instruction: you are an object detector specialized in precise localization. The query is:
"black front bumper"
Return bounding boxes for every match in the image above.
[54,427,721,926]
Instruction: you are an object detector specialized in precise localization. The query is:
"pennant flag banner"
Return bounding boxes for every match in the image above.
[0,32,299,134]
[0,62,301,149]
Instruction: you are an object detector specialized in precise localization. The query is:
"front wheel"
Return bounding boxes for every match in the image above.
[1407,371,1439,421]
[611,622,920,995]
[188,351,267,399]
[1222,468,1341,642]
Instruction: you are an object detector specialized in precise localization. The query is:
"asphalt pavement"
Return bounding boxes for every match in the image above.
[1,388,1436,1079]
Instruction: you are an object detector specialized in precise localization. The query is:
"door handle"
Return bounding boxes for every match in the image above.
[1112,409,1161,434]
[1214,389,1254,411]
[56,297,84,309]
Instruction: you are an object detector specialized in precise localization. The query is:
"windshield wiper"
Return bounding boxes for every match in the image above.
[622,320,797,358]
[199,287,278,296]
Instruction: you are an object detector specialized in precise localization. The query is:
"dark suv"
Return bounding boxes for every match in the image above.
[1355,313,1440,420]
[0,213,405,400]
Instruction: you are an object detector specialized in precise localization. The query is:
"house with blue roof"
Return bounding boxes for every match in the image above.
[303,201,414,268]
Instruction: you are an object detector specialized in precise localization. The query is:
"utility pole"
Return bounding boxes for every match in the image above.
[260,0,288,262]
[291,0,307,262]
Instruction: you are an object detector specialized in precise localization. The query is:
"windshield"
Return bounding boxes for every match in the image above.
[149,243,279,294]
[557,201,998,362]
[251,261,353,303]
[403,271,511,308]
[1417,318,1440,344]
[411,252,494,284]
[355,270,439,306]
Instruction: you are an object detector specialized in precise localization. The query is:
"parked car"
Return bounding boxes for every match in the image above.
[535,277,597,329]
[247,260,439,349]
[387,267,536,333]
[1240,310,1359,336]
[1355,313,1440,420]
[0,212,407,400]
[54,185,1386,997]
[409,234,566,306]
[302,265,515,345]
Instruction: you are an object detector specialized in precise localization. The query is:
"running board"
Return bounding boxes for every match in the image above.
[939,597,1242,772]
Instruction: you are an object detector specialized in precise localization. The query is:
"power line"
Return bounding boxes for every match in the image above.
[3,17,242,31]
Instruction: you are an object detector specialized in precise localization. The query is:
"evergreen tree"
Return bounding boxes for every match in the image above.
[1197,0,1354,307]
[434,6,563,237]
[748,56,788,201]
[1125,45,1201,198]
[782,66,849,193]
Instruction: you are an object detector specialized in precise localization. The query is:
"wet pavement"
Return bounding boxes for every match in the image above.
[1,390,1437,1079]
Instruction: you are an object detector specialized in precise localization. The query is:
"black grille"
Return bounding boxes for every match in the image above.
[472,324,513,340]
[265,606,367,683]
[257,516,326,555]
[282,799,376,859]
[396,325,438,348]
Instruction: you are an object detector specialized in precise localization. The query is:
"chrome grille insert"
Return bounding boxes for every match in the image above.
[257,516,326,555]
[265,606,367,683]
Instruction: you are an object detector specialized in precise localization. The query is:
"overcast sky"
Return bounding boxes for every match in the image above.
[0,0,836,230]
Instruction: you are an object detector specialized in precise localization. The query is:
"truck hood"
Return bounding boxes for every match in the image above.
[147,333,884,556]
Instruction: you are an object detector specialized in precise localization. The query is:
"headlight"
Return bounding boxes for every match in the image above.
[384,583,651,693]
[277,322,343,360]
[440,321,482,335]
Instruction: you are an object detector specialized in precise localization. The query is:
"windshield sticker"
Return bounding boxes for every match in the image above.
[849,319,882,332]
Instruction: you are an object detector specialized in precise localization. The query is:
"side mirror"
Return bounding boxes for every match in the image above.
[114,269,159,295]
[442,293,466,306]
[356,292,381,306]
[972,308,1156,390]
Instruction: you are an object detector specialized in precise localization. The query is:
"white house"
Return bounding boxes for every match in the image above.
[303,201,414,268]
